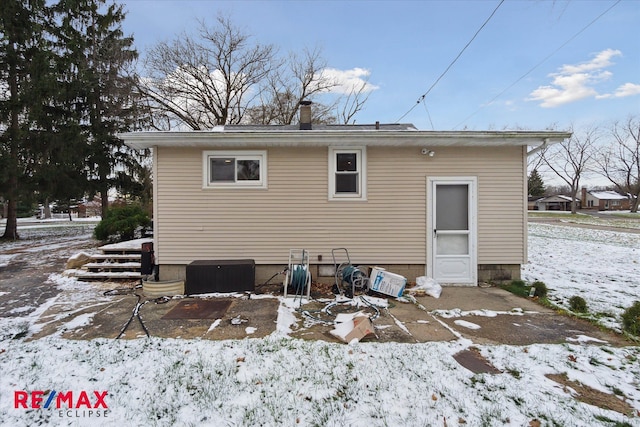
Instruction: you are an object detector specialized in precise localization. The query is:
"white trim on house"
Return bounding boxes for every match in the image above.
[201,150,267,189]
[328,146,367,201]
[152,146,159,256]
[121,130,571,150]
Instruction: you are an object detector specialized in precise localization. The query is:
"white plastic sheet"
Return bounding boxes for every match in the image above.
[415,276,442,298]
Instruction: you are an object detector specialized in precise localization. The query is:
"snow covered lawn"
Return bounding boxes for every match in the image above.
[523,222,640,332]
[0,335,638,426]
[0,220,639,426]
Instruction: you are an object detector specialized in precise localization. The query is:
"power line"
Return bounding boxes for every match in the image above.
[422,101,434,130]
[396,0,505,123]
[453,0,622,130]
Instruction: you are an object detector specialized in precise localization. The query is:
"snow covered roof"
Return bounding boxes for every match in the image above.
[537,195,577,203]
[120,127,571,150]
[588,190,628,200]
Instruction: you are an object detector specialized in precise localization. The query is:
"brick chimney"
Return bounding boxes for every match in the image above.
[299,100,312,130]
[581,187,587,208]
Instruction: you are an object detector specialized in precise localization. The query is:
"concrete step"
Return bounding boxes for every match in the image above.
[98,238,151,255]
[75,271,142,281]
[76,238,151,281]
[89,254,142,263]
[84,262,141,272]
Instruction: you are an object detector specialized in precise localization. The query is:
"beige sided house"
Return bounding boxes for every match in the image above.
[121,108,569,287]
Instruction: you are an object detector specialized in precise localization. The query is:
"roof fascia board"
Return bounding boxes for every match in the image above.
[120,130,572,150]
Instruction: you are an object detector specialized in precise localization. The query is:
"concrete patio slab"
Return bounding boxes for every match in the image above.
[411,286,555,313]
[25,284,633,347]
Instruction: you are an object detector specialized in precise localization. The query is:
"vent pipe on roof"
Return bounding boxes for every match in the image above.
[299,100,312,130]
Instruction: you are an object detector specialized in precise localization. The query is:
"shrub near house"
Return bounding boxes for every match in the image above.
[94,205,150,243]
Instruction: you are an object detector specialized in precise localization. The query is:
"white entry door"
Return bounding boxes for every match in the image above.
[427,177,477,285]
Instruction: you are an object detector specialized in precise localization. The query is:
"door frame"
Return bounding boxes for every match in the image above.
[426,176,478,285]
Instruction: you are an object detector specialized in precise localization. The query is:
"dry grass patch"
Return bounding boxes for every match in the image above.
[546,373,635,416]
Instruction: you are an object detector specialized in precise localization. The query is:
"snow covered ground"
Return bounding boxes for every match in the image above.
[0,218,639,426]
[524,222,640,332]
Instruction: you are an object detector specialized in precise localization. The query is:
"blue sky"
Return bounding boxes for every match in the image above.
[120,0,639,131]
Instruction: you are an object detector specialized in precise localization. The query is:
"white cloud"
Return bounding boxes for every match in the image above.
[597,82,640,99]
[528,72,601,108]
[318,67,379,95]
[527,49,639,108]
[559,48,621,74]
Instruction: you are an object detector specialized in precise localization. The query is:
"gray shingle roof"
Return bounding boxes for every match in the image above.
[224,123,418,131]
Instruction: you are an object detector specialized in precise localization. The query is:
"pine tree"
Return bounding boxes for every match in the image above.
[30,5,89,221]
[52,0,142,218]
[0,0,51,239]
[1,0,145,238]
[528,169,546,197]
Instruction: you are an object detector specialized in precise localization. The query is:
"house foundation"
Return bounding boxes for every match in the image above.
[477,264,521,283]
[157,263,521,288]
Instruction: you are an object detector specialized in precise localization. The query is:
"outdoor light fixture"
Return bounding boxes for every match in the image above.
[421,148,435,157]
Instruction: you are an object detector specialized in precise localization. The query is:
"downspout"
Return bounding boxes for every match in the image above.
[526,138,549,157]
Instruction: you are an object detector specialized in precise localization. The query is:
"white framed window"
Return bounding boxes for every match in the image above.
[328,147,366,200]
[203,150,267,189]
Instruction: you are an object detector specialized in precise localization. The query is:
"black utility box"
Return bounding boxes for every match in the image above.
[186,259,255,294]
[140,242,154,275]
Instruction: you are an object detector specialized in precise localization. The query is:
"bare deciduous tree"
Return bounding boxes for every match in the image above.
[141,13,375,130]
[245,47,338,125]
[541,126,597,214]
[596,116,640,212]
[139,13,276,129]
[337,79,372,125]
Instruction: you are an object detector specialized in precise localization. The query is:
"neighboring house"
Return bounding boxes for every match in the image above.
[121,105,570,286]
[534,195,579,211]
[581,188,632,211]
[78,196,103,218]
[527,196,542,210]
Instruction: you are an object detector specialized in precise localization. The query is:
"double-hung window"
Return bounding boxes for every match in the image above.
[203,150,267,189]
[328,147,366,200]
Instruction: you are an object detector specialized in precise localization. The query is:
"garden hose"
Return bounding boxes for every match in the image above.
[290,265,308,292]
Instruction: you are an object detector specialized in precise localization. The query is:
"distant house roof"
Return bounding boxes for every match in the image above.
[588,191,628,200]
[120,125,571,151]
[536,195,578,203]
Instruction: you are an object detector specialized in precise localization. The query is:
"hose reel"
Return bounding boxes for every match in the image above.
[341,265,368,289]
[283,249,311,301]
[332,248,369,298]
[290,264,309,292]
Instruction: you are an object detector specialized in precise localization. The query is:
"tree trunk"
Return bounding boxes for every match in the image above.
[44,198,51,219]
[3,37,20,241]
[2,176,19,240]
[101,187,109,219]
[3,202,19,240]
